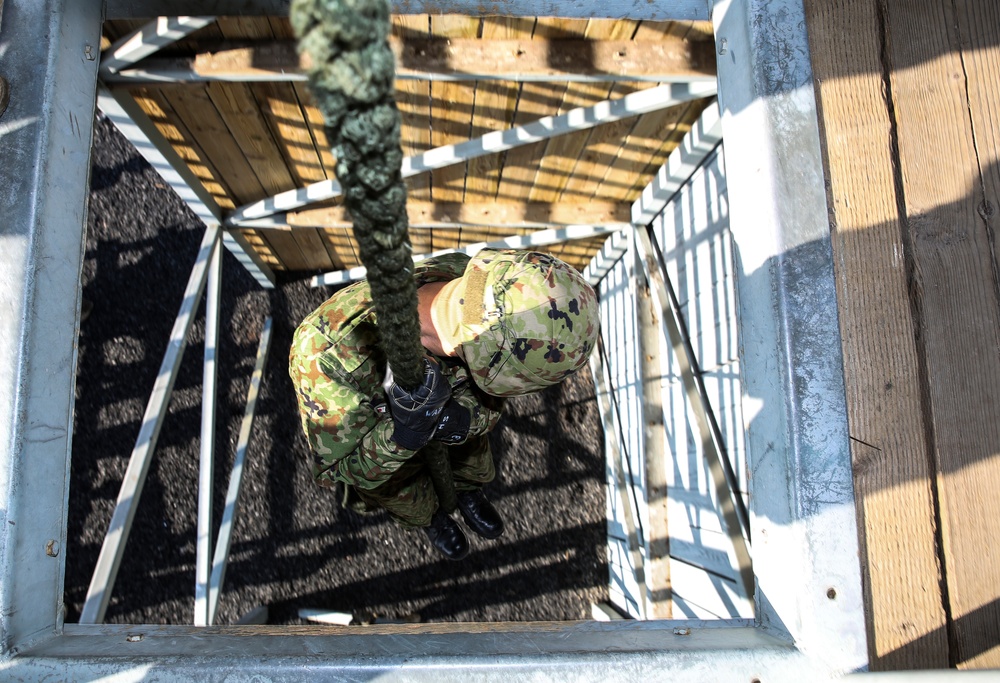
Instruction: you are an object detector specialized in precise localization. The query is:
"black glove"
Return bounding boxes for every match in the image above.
[433,401,471,444]
[383,358,452,451]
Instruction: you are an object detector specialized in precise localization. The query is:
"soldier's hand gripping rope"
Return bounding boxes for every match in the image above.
[382,358,451,451]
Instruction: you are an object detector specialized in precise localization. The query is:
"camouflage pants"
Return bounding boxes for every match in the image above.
[345,435,495,527]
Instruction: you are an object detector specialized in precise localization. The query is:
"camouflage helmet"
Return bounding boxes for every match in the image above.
[431,248,599,397]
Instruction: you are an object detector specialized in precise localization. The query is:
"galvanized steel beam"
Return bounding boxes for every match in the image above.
[710,0,866,669]
[195,236,223,627]
[100,16,216,75]
[105,0,711,21]
[208,317,273,626]
[80,225,221,625]
[311,223,628,287]
[0,0,102,654]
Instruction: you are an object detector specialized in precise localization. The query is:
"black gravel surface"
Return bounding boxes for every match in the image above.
[66,115,608,626]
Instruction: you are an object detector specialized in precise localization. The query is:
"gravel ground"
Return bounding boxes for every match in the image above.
[65,115,608,626]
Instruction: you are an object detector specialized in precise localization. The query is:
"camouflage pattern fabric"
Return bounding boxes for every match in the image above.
[439,249,599,397]
[289,253,505,527]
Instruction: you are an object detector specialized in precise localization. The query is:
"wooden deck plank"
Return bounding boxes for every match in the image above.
[592,102,692,203]
[946,0,1000,668]
[494,18,587,209]
[257,226,312,272]
[393,15,433,257]
[266,17,338,180]
[215,16,334,272]
[624,103,702,201]
[251,82,329,188]
[428,15,481,253]
[266,15,353,270]
[499,19,589,263]
[129,85,294,270]
[289,84,354,271]
[253,83,333,270]
[292,84,336,178]
[236,229,282,268]
[471,17,535,252]
[529,82,613,200]
[803,0,949,669]
[463,86,517,203]
[541,19,640,264]
[493,80,566,203]
[286,72,352,267]
[530,80,615,265]
[886,0,1000,668]
[542,17,641,233]
[156,84,266,206]
[128,86,236,211]
[463,17,526,246]
[557,97,641,202]
[204,82,296,196]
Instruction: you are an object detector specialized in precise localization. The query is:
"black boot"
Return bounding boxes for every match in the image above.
[423,510,469,560]
[457,490,505,539]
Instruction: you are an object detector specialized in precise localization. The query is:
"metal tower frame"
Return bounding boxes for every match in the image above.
[0,0,868,678]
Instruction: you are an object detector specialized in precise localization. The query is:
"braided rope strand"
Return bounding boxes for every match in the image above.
[292,0,457,513]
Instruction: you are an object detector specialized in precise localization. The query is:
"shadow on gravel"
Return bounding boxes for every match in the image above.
[67,115,608,626]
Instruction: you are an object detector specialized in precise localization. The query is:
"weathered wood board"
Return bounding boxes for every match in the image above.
[806,0,1000,669]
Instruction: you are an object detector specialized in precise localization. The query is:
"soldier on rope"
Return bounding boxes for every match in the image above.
[290,248,599,560]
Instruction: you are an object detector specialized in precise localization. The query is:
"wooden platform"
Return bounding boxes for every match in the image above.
[805,0,1000,670]
[100,16,717,274]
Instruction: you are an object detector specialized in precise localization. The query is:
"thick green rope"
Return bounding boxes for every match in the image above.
[291,0,456,514]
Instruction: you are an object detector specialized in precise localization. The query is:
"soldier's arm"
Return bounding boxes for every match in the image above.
[290,328,415,491]
[298,372,422,491]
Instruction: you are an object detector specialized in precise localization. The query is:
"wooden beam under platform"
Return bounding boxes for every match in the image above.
[104,37,717,83]
[285,201,631,228]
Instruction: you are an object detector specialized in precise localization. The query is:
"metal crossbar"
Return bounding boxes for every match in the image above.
[634,224,754,600]
[227,82,717,225]
[209,317,273,625]
[311,223,629,287]
[195,235,224,627]
[80,225,221,625]
[96,15,276,290]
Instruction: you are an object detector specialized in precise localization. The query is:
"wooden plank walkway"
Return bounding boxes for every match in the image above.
[806,0,1000,669]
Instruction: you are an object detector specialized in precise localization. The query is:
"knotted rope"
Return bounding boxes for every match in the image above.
[291,0,457,513]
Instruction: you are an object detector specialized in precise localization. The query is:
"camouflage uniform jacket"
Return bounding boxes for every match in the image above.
[289,253,505,493]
